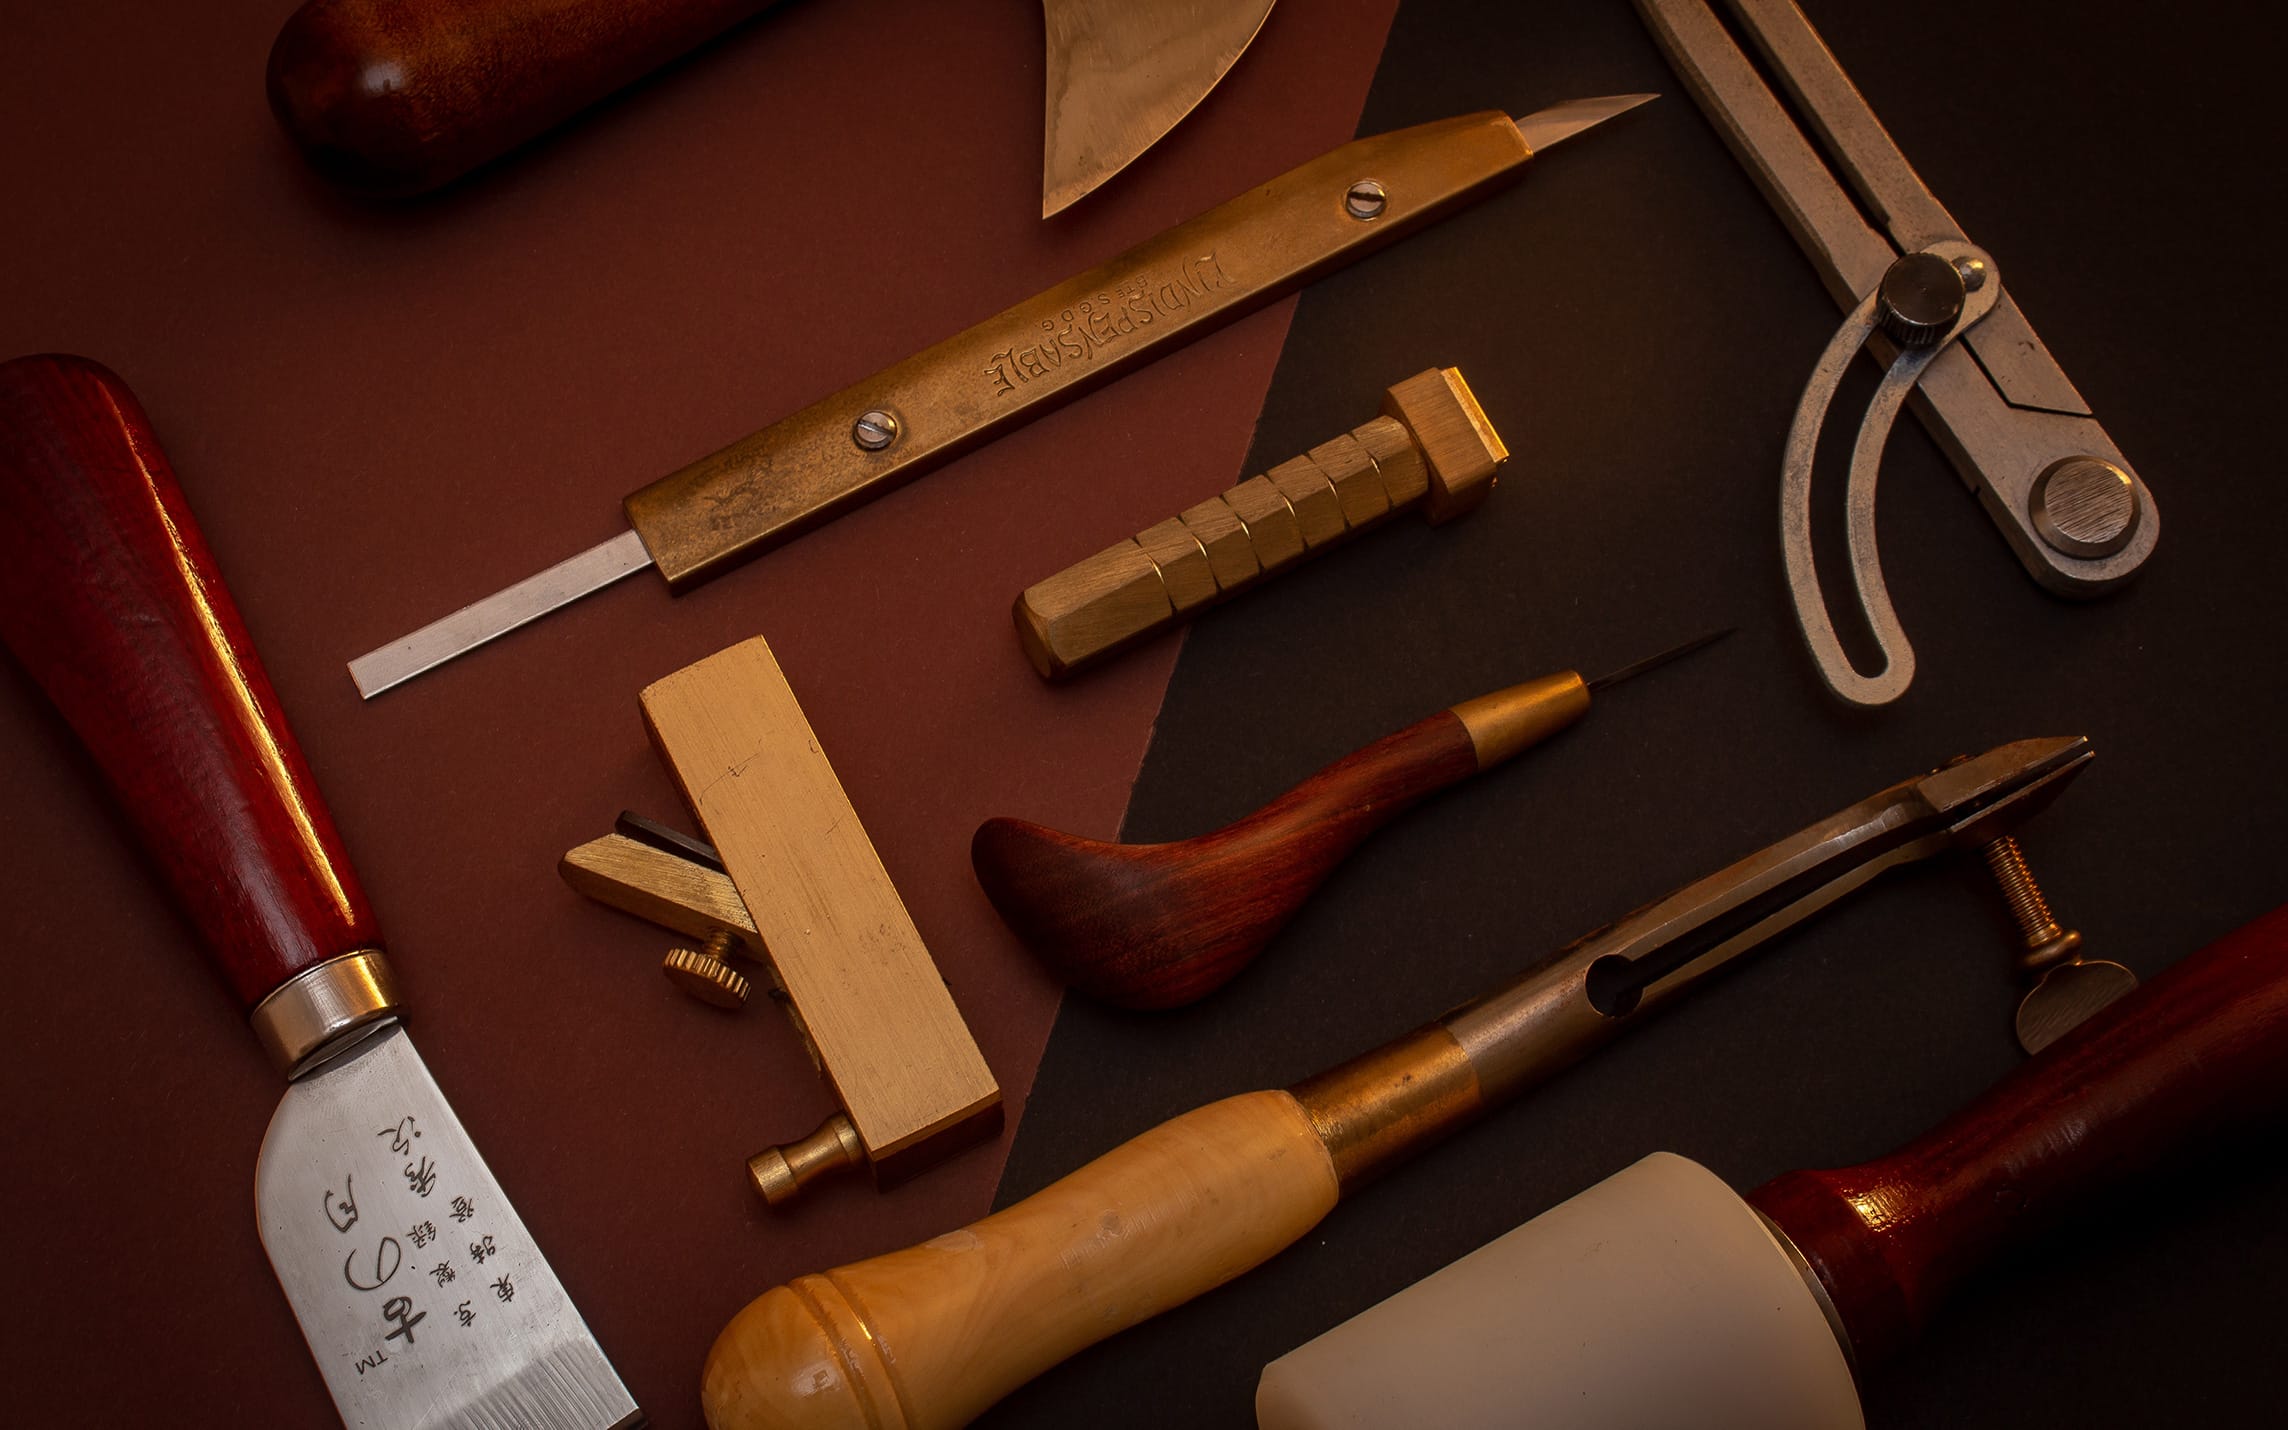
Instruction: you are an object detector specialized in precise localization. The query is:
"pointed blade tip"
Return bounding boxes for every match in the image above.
[1514,93,1660,153]
[1584,625,1733,693]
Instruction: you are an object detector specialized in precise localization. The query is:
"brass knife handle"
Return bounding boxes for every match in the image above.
[625,112,1534,589]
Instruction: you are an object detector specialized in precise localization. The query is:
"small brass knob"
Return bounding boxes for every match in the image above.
[749,1112,867,1206]
[664,929,749,1009]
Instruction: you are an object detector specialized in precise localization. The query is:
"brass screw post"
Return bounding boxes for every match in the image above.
[663,928,750,1008]
[1978,835,2082,975]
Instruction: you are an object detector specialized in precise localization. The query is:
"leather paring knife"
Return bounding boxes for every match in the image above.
[0,356,639,1430]
[347,94,1655,698]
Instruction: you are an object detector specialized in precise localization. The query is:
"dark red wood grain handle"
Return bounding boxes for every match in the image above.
[972,710,1481,1009]
[267,0,782,194]
[1749,901,2288,1368]
[0,355,379,1011]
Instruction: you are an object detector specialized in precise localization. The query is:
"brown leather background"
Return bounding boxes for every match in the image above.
[0,1,1398,1424]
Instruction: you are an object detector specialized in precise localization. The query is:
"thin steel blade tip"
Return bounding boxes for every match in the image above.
[347,529,654,699]
[1513,93,1659,153]
[1585,626,1734,694]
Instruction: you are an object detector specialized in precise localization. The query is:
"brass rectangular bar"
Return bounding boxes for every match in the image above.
[640,637,1001,1176]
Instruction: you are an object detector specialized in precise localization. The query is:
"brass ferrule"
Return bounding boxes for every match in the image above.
[249,950,401,1078]
[1449,672,1591,769]
[1289,1026,1484,1190]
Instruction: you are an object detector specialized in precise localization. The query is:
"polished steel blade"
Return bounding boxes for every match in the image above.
[348,529,653,699]
[1041,0,1278,217]
[256,1025,638,1429]
[1512,93,1658,153]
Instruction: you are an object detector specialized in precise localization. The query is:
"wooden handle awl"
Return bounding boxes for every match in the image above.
[1016,367,1509,679]
[267,0,782,193]
[972,672,1590,1008]
[0,355,393,1071]
[702,1090,1340,1430]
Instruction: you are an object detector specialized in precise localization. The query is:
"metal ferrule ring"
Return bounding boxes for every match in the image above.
[248,950,401,1079]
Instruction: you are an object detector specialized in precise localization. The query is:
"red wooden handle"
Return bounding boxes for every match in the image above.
[267,0,781,194]
[972,710,1481,1009]
[0,355,379,1011]
[1749,902,2288,1368]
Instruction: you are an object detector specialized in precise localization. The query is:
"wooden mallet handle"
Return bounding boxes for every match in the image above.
[268,0,782,194]
[1014,368,1508,679]
[1751,901,2288,1369]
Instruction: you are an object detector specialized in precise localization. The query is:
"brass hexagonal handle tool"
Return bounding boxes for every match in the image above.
[560,637,1001,1205]
[1015,367,1508,679]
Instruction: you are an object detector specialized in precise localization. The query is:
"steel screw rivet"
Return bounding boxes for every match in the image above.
[1953,255,1989,292]
[1877,252,1967,348]
[2030,456,2139,559]
[853,409,900,451]
[1345,179,1387,221]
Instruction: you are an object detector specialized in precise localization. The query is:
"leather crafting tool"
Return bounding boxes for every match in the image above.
[696,736,2100,1429]
[973,631,1729,1008]
[1257,901,2288,1429]
[0,356,638,1429]
[1636,0,2157,706]
[347,95,1654,697]
[562,636,1001,1204]
[268,0,1274,207]
[1015,367,1507,679]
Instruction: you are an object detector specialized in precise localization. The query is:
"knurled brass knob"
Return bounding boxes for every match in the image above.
[664,929,749,1008]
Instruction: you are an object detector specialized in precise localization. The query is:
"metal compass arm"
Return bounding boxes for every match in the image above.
[1637,0,2158,705]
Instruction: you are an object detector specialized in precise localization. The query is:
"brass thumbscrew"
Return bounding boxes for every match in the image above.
[1974,835,2137,1054]
[663,928,750,1009]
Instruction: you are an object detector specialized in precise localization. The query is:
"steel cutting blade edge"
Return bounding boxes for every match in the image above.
[255,1025,639,1429]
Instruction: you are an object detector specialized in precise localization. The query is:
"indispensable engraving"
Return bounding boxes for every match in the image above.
[984,253,1233,398]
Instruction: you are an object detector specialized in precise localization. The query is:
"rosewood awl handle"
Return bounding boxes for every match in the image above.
[972,671,1590,1008]
[0,355,395,1073]
[1014,367,1507,679]
[1751,901,2288,1369]
[267,0,783,193]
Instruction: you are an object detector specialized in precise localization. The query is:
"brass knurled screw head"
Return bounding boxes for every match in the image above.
[663,929,749,1008]
[1978,835,2082,974]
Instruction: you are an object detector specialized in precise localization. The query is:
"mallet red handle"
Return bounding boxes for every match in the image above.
[0,354,378,1011]
[1751,901,2288,1368]
[267,0,781,194]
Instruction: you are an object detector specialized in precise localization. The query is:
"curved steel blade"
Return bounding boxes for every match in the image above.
[1041,0,1277,218]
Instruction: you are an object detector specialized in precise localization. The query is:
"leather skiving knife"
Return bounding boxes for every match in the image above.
[267,0,1274,204]
[0,355,640,1430]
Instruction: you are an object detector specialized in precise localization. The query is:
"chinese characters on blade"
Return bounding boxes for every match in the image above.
[327,1115,516,1377]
